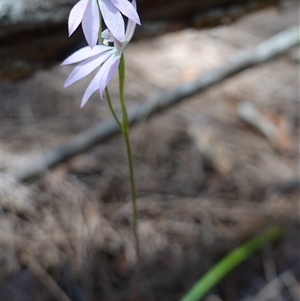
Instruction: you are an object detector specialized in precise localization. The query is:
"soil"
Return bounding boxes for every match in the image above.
[1,1,299,300]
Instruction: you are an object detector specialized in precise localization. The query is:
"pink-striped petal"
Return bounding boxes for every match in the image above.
[100,0,125,42]
[109,0,141,25]
[82,0,100,48]
[98,55,120,98]
[61,45,113,65]
[68,0,90,36]
[64,50,114,87]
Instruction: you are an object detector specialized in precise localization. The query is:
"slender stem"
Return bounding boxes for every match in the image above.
[118,54,139,260]
[105,88,122,130]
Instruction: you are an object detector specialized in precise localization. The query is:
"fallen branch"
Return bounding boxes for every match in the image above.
[11,26,300,182]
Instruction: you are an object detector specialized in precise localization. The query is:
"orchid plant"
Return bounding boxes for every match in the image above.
[63,0,141,278]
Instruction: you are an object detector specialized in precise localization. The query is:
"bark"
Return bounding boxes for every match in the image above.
[1,0,280,80]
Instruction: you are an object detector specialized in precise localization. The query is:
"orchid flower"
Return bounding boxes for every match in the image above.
[62,8,137,108]
[68,0,140,47]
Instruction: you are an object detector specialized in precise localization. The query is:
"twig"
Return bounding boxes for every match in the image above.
[11,26,300,182]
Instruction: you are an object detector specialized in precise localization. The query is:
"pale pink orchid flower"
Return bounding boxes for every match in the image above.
[62,10,137,108]
[68,0,140,48]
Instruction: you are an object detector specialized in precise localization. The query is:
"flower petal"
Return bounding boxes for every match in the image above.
[124,19,136,44]
[61,45,113,65]
[98,55,120,98]
[124,2,137,44]
[64,50,114,87]
[109,0,141,25]
[68,0,90,36]
[99,0,125,42]
[82,0,100,48]
[80,54,119,107]
[132,0,137,10]
[80,68,103,108]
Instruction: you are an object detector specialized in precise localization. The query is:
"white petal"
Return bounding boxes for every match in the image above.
[81,68,103,107]
[68,0,90,36]
[98,55,120,98]
[109,0,140,25]
[124,18,136,44]
[61,45,113,65]
[64,51,114,87]
[124,0,137,43]
[82,0,100,48]
[99,0,125,42]
[132,0,137,10]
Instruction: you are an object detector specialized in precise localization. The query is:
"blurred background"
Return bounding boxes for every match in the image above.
[1,0,299,300]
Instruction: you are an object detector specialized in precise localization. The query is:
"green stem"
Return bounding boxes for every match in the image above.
[179,226,283,301]
[105,88,122,130]
[118,54,139,260]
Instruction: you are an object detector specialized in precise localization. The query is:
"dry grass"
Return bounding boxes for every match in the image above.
[1,2,299,300]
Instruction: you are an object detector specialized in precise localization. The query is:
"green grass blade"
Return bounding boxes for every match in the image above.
[179,226,283,301]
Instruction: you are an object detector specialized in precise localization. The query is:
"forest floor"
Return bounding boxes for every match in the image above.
[1,1,299,300]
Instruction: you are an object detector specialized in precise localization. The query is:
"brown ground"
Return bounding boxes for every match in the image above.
[1,1,299,301]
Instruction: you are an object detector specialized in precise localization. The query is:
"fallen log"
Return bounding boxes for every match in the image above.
[10,26,300,182]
